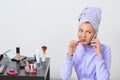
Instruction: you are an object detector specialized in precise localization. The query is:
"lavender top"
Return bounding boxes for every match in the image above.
[61,43,111,80]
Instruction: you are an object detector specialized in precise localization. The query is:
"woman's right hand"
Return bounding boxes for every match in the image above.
[68,40,78,56]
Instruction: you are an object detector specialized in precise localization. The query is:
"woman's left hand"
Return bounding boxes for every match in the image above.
[91,38,101,56]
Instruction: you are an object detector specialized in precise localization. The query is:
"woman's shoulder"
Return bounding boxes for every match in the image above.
[101,43,111,55]
[101,43,111,50]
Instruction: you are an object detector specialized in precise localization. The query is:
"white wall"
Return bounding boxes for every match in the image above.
[0,0,120,79]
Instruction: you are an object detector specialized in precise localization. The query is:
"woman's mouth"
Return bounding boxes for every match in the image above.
[78,39,86,43]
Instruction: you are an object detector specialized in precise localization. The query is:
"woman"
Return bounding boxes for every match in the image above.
[61,7,111,80]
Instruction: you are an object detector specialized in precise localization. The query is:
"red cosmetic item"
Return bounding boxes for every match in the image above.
[25,66,30,72]
[7,69,18,75]
[78,39,85,43]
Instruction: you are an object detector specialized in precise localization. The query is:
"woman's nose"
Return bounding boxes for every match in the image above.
[81,33,86,38]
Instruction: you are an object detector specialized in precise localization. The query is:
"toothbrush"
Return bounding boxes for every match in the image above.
[77,39,85,43]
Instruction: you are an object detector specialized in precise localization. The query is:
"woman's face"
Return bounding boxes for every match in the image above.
[78,22,95,45]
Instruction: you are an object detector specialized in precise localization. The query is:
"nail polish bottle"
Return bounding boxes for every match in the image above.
[25,61,30,72]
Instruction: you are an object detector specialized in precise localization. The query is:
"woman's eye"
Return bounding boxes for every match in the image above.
[86,31,91,34]
[78,29,82,32]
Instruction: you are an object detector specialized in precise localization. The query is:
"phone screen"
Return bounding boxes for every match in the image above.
[90,33,97,44]
[93,33,97,39]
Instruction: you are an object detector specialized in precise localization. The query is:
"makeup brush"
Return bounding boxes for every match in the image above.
[41,46,47,54]
[41,46,47,62]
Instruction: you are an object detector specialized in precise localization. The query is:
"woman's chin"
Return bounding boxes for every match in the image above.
[81,43,86,46]
[82,42,90,46]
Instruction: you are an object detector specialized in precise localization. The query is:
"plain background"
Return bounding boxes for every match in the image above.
[0,0,120,80]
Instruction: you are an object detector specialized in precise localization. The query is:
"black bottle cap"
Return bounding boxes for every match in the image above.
[16,47,20,54]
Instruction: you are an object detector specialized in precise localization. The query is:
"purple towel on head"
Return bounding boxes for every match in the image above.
[78,7,101,32]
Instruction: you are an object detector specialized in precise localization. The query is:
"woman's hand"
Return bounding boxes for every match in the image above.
[91,38,101,56]
[68,40,78,56]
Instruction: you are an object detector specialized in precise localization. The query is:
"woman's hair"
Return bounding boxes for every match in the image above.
[84,21,90,24]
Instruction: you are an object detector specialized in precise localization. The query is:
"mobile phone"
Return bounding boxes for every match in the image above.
[93,33,97,39]
[91,33,97,44]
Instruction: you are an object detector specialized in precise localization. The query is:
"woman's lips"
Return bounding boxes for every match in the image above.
[78,39,86,43]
